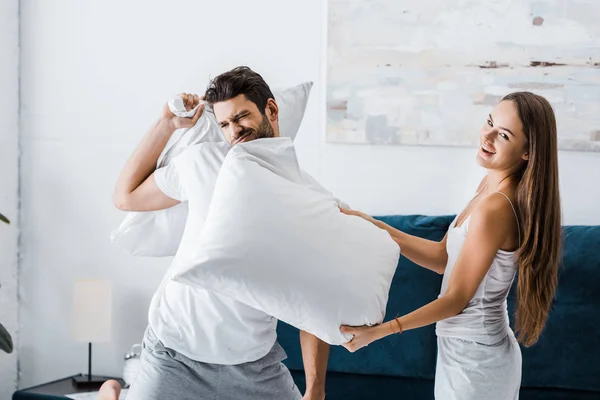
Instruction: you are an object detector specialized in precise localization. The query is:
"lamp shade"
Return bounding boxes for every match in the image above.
[73,279,111,343]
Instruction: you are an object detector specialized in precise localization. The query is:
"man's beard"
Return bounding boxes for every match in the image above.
[234,115,275,144]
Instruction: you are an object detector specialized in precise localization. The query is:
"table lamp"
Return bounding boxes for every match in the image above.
[72,279,114,388]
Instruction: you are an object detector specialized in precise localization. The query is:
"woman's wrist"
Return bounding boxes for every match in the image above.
[385,317,404,336]
[377,320,396,339]
[374,219,392,233]
[374,323,390,340]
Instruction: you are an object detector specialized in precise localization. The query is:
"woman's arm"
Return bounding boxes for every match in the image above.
[340,208,449,274]
[341,195,512,352]
[388,228,449,274]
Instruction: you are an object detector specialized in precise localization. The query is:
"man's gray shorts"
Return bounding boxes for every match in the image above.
[127,327,302,400]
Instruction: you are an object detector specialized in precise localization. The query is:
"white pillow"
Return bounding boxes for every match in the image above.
[274,82,313,141]
[172,138,400,345]
[111,82,313,257]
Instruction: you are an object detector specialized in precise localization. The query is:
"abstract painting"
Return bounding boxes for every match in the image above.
[327,0,600,151]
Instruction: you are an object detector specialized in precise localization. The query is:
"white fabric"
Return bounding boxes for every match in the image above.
[434,212,522,399]
[273,82,313,141]
[111,82,313,257]
[435,215,518,344]
[172,138,400,345]
[154,141,228,209]
[168,97,205,118]
[435,333,521,400]
[158,108,226,168]
[150,142,278,365]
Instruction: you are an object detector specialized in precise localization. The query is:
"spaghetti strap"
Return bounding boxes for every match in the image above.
[494,191,521,246]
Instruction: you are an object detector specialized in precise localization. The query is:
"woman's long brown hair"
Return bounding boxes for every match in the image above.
[503,92,562,346]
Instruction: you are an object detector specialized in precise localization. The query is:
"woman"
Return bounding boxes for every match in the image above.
[340,92,561,400]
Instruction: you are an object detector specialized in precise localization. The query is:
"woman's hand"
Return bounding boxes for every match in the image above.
[339,207,380,227]
[340,324,387,353]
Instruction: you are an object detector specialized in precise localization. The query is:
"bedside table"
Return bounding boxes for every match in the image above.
[13,375,125,400]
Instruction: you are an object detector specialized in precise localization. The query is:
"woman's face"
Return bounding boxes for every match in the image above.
[476,100,529,171]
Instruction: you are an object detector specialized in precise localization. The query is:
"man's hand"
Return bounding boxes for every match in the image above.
[161,93,205,130]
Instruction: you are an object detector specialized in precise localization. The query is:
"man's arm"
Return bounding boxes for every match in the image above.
[113,94,203,211]
[300,330,329,400]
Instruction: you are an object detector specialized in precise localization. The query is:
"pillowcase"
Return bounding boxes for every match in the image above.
[273,82,313,141]
[172,138,400,345]
[111,82,313,257]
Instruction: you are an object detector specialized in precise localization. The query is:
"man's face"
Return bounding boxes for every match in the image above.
[213,94,279,146]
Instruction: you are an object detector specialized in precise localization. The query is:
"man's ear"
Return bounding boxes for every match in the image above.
[265,98,278,122]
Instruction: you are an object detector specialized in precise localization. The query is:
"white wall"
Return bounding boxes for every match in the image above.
[0,0,19,396]
[18,0,600,388]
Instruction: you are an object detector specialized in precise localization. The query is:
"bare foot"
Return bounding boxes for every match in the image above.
[98,380,121,400]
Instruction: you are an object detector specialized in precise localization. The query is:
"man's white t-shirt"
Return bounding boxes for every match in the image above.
[151,142,277,365]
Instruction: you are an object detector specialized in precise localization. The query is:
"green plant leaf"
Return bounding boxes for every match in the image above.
[0,213,9,224]
[0,322,13,354]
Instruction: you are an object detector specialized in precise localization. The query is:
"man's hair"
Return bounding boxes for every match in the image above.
[204,66,274,115]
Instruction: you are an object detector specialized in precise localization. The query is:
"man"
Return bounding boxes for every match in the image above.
[113,66,329,400]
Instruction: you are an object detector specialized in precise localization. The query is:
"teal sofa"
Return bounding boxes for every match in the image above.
[277,215,600,399]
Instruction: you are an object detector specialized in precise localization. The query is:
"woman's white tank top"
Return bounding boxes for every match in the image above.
[435,192,520,345]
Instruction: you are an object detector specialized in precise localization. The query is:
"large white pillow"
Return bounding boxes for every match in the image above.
[111,82,313,257]
[172,138,400,345]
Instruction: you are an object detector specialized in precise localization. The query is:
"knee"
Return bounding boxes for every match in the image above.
[98,379,122,400]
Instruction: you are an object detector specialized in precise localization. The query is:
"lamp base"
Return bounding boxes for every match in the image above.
[72,374,117,389]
